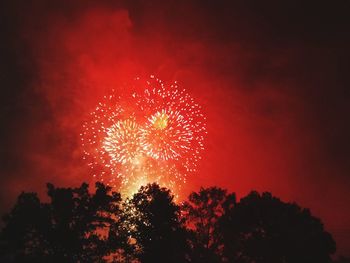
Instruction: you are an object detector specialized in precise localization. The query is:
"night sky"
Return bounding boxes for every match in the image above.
[1,0,350,256]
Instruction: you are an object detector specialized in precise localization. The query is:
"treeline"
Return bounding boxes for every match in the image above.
[0,182,345,263]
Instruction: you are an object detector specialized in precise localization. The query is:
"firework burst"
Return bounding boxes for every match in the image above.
[103,118,143,165]
[81,76,206,197]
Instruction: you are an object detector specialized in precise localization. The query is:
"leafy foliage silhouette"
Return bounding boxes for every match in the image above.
[125,183,189,263]
[1,183,123,263]
[182,187,235,263]
[219,191,336,263]
[0,182,338,263]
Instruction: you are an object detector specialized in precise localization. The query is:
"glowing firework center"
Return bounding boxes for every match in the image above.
[141,109,192,161]
[82,77,206,197]
[152,111,169,130]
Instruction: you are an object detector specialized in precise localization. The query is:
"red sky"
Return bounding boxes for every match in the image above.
[1,0,350,256]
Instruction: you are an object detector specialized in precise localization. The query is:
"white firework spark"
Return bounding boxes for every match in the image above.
[81,76,206,197]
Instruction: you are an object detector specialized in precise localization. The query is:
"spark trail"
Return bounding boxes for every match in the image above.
[81,76,206,197]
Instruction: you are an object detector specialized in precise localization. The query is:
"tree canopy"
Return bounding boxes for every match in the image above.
[0,182,338,263]
[219,191,336,263]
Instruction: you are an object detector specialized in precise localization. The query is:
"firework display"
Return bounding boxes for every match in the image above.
[81,76,206,197]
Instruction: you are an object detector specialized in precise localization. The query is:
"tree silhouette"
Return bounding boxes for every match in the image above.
[0,182,340,263]
[182,187,236,263]
[1,182,124,263]
[108,196,138,262]
[46,182,123,262]
[126,183,189,263]
[219,191,336,263]
[0,192,51,262]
